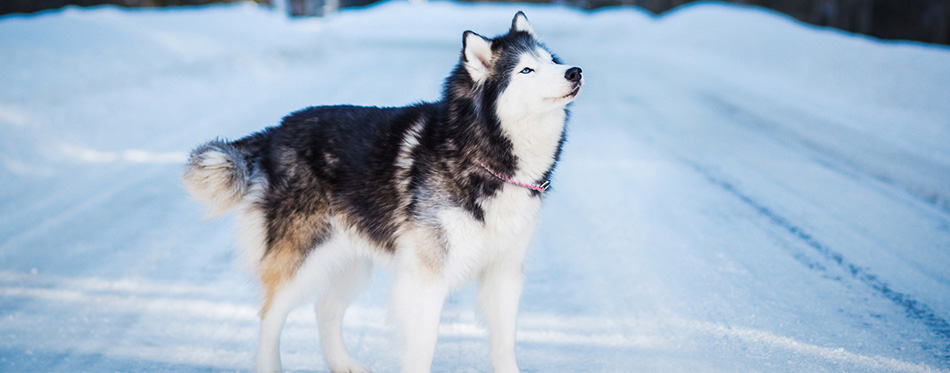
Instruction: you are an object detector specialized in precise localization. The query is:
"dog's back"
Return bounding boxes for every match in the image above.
[184,104,432,223]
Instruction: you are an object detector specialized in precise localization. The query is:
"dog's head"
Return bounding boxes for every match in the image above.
[450,12,583,119]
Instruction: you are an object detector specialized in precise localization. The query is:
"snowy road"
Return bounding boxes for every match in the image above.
[1,2,949,371]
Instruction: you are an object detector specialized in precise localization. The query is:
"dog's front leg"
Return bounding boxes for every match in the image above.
[478,258,524,373]
[391,256,448,373]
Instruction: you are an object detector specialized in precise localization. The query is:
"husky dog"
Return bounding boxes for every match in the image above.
[183,11,582,373]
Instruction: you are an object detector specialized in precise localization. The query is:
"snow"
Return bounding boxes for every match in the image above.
[2,1,950,371]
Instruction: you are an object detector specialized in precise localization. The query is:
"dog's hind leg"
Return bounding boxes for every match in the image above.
[256,244,313,373]
[257,284,295,373]
[257,233,354,372]
[316,255,372,372]
[255,198,334,372]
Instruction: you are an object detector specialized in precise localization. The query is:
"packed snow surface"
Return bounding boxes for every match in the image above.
[2,1,949,371]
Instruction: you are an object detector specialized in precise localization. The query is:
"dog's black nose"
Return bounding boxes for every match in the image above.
[565,67,582,83]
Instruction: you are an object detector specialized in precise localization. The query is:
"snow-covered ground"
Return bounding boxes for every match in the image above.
[2,1,949,371]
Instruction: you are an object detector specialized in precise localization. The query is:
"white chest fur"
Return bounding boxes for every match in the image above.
[436,185,542,288]
[498,109,567,185]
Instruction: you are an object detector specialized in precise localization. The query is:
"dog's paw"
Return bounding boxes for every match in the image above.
[492,357,520,373]
[328,358,370,373]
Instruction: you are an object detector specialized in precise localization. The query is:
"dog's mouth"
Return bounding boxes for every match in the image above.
[558,82,582,100]
[545,82,583,102]
[564,84,581,99]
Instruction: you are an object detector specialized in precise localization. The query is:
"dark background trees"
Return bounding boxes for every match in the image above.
[2,0,948,45]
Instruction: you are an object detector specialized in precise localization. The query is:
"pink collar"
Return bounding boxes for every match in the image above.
[479,162,551,192]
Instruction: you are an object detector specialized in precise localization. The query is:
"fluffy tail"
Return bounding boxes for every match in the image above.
[182,139,252,217]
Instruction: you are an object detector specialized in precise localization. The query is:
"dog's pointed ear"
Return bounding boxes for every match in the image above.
[462,31,493,82]
[510,11,536,37]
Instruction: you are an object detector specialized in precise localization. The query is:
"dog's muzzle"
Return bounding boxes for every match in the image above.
[565,67,583,98]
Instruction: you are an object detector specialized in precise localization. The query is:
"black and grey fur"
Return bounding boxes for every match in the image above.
[183,11,582,373]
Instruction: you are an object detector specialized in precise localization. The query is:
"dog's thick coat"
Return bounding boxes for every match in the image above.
[183,12,582,373]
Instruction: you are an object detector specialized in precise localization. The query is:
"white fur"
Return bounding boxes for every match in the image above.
[182,149,244,217]
[497,50,580,183]
[316,256,373,373]
[389,249,449,373]
[394,119,426,196]
[237,203,268,273]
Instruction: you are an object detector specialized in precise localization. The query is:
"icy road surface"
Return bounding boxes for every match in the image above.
[1,1,949,371]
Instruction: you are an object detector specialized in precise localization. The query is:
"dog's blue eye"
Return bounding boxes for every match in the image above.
[520,67,534,74]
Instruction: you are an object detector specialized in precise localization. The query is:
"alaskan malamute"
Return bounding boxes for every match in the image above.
[183,11,582,372]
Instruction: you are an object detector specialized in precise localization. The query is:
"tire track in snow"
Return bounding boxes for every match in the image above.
[705,94,950,216]
[685,161,950,361]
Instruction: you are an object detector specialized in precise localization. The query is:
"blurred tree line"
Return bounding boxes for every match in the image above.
[575,0,950,45]
[2,0,948,45]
